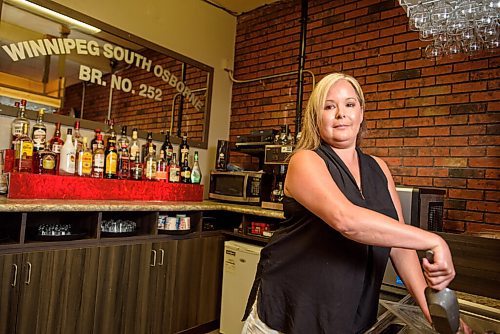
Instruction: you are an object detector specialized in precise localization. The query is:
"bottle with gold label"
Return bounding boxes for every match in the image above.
[11,100,29,149]
[38,142,57,175]
[31,108,47,152]
[168,153,180,183]
[92,134,105,178]
[14,123,33,173]
[144,146,156,181]
[104,134,118,179]
[77,137,93,177]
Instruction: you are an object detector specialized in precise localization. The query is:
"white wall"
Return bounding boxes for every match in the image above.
[1,0,236,196]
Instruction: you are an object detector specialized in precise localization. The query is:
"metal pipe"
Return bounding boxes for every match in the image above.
[295,0,308,137]
[225,69,315,89]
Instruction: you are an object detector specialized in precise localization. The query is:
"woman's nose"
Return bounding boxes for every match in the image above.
[335,108,346,119]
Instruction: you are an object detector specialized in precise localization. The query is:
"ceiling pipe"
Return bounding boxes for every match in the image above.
[295,0,308,138]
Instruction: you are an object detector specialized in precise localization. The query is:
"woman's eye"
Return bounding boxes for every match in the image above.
[324,104,335,110]
[347,102,355,107]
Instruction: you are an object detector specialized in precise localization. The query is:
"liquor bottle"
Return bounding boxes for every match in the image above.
[180,155,191,183]
[117,125,130,150]
[130,154,143,181]
[160,131,174,164]
[144,146,156,181]
[91,129,102,153]
[0,151,8,194]
[117,137,130,180]
[14,123,33,173]
[49,122,64,154]
[92,133,105,178]
[31,108,47,152]
[59,128,76,176]
[179,132,189,163]
[104,134,118,179]
[155,152,168,182]
[73,121,83,152]
[38,142,57,175]
[11,100,30,149]
[76,137,93,177]
[103,119,115,147]
[216,140,227,171]
[129,128,141,162]
[168,153,180,183]
[190,151,202,184]
[141,132,156,162]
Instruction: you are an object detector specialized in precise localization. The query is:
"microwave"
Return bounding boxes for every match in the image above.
[383,186,446,289]
[209,171,271,205]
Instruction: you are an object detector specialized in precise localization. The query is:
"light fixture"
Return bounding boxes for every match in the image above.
[6,0,101,34]
[399,0,499,59]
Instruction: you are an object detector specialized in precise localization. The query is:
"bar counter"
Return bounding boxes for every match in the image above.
[0,196,285,219]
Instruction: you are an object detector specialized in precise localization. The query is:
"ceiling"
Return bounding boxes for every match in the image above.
[207,0,281,15]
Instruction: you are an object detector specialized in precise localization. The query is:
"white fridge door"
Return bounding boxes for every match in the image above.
[220,241,263,334]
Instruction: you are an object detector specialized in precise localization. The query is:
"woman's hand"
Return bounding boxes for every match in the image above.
[458,318,473,334]
[422,242,456,291]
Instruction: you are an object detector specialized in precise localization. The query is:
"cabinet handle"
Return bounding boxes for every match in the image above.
[150,250,157,267]
[11,264,18,287]
[159,249,165,266]
[25,262,32,285]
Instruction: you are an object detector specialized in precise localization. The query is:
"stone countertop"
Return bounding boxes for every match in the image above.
[0,196,285,219]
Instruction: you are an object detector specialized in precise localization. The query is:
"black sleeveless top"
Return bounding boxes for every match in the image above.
[243,143,399,333]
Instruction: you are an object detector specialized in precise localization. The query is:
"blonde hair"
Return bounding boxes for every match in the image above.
[294,73,366,153]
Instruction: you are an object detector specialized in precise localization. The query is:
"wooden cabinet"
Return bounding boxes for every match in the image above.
[170,235,224,333]
[147,240,177,334]
[0,253,21,334]
[0,247,99,334]
[93,243,153,334]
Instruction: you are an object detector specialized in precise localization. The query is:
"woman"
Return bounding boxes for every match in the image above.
[242,73,469,333]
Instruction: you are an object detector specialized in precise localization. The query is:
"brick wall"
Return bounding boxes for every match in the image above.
[62,49,208,142]
[230,0,499,233]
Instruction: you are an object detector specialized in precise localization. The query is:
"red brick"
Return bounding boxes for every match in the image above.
[418,127,450,136]
[405,96,436,107]
[417,167,448,177]
[434,178,467,188]
[467,201,500,212]
[419,106,450,116]
[467,179,500,190]
[434,115,468,126]
[469,157,500,168]
[403,137,434,146]
[484,213,500,225]
[450,125,486,136]
[434,157,468,167]
[448,189,484,200]
[450,147,486,156]
[377,119,404,128]
[447,210,484,222]
[403,117,434,127]
[436,94,470,105]
[402,157,434,166]
[418,147,450,156]
[390,108,418,118]
[471,90,500,102]
[452,81,487,93]
[420,85,452,96]
[376,138,404,147]
[485,191,500,201]
[401,176,433,187]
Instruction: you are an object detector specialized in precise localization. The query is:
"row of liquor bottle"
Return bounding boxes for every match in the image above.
[9,100,201,183]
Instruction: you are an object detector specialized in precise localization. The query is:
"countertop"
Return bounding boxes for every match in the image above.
[0,196,285,219]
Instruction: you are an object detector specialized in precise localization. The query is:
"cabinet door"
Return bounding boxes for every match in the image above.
[0,253,22,334]
[197,235,224,325]
[15,247,99,334]
[170,237,204,333]
[93,243,153,334]
[148,239,177,334]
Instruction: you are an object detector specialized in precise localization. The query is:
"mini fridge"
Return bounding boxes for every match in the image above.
[220,240,263,334]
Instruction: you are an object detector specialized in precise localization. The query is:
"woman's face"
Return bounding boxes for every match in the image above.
[319,79,363,149]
